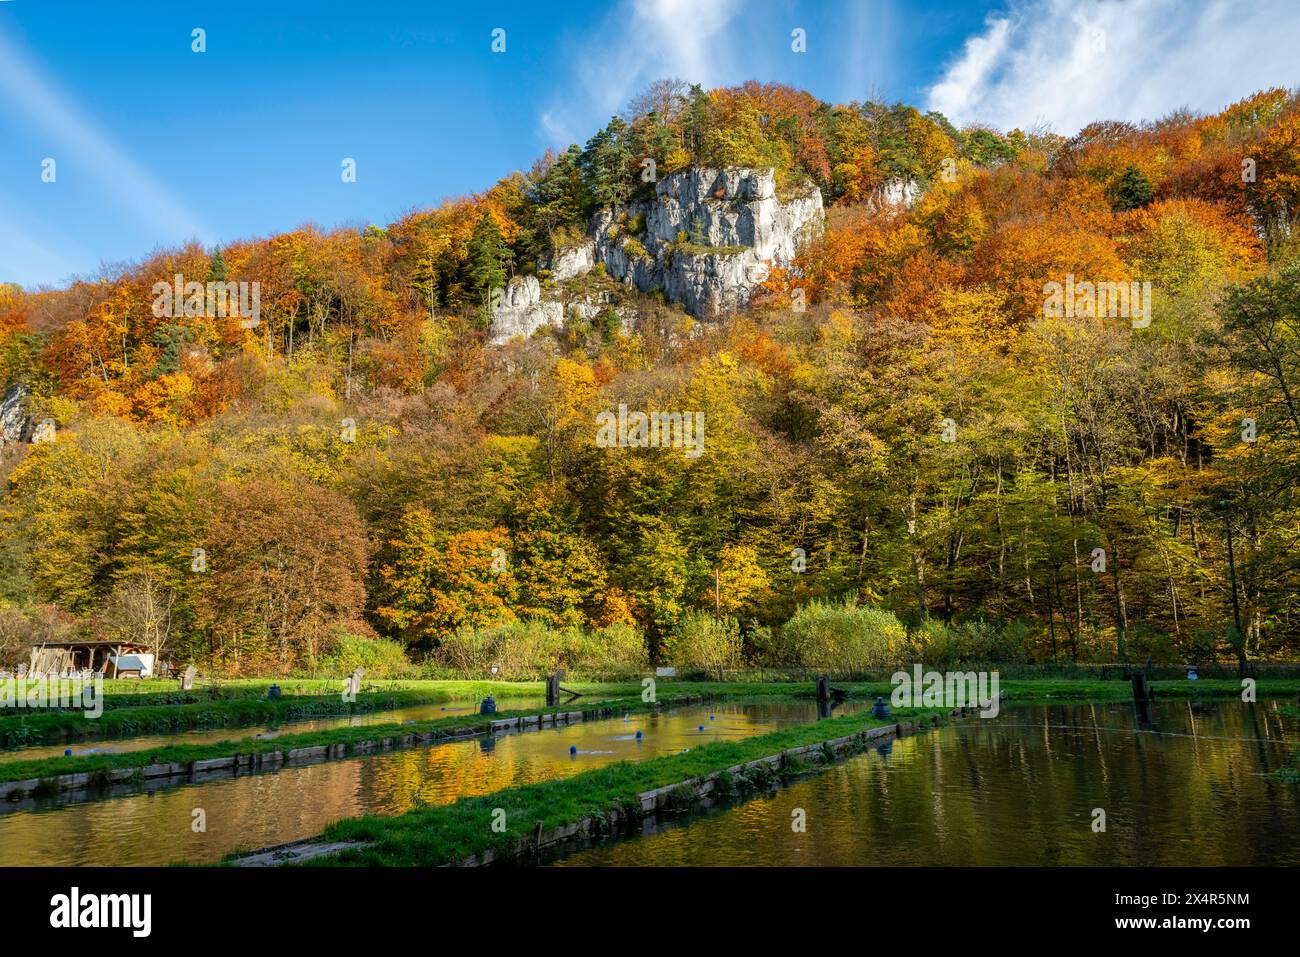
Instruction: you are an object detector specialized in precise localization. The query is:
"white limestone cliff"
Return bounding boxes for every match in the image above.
[489,166,824,344]
[489,275,564,343]
[591,167,822,317]
[0,383,33,447]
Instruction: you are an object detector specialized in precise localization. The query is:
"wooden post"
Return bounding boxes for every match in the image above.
[1131,671,1152,722]
[815,675,831,702]
[1131,671,1149,702]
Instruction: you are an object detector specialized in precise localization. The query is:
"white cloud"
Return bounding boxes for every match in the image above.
[538,0,747,147]
[927,0,1299,134]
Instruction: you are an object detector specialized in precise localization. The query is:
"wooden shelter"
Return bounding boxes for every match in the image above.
[29,640,152,677]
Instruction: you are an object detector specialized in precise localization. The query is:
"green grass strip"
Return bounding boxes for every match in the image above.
[85,677,579,710]
[987,677,1300,702]
[5,675,1292,755]
[0,688,456,748]
[301,707,945,867]
[0,680,582,748]
[0,695,667,787]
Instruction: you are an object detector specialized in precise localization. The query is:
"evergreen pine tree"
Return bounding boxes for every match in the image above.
[208,247,228,282]
[467,211,512,316]
[1112,165,1155,211]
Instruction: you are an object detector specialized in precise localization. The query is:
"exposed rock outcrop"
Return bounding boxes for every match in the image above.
[488,273,634,346]
[489,275,564,343]
[0,383,33,447]
[869,177,921,211]
[489,166,824,344]
[545,241,595,282]
[592,167,822,316]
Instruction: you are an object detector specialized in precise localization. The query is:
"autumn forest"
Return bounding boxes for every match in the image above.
[2,80,1299,677]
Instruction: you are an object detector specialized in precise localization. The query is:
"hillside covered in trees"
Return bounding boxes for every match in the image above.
[1,80,1299,676]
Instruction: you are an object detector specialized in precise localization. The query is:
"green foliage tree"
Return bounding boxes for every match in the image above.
[467,211,512,317]
[1111,165,1155,211]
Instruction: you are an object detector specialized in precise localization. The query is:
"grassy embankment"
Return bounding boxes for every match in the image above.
[4,676,1294,784]
[1273,703,1300,781]
[0,679,609,748]
[13,677,514,713]
[0,696,667,787]
[284,707,945,867]
[2,681,842,785]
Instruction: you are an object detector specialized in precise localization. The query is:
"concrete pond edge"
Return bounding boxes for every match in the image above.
[234,707,975,867]
[0,697,712,807]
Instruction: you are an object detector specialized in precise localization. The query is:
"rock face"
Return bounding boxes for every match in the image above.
[868,177,921,211]
[0,383,32,447]
[546,241,595,282]
[488,273,633,345]
[592,167,822,316]
[489,275,565,343]
[489,166,824,343]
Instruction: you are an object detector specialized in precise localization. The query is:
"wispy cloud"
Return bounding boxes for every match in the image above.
[0,197,95,288]
[840,0,898,104]
[538,0,747,147]
[0,27,211,243]
[927,0,1299,134]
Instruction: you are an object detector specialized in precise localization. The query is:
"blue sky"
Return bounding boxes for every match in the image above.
[1,0,1297,288]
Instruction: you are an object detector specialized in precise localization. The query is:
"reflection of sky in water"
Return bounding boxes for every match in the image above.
[557,700,1300,867]
[0,699,861,866]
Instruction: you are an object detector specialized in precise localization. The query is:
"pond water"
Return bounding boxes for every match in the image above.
[555,699,1300,866]
[0,698,864,866]
[0,697,548,765]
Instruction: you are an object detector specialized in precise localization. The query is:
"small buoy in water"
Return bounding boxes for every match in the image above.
[64,748,72,757]
[570,745,577,755]
[635,730,643,739]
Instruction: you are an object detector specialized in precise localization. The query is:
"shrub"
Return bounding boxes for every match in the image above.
[779,597,905,674]
[316,633,413,678]
[1123,623,1181,664]
[436,620,557,678]
[435,620,648,679]
[910,618,1032,670]
[660,611,742,677]
[570,622,650,677]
